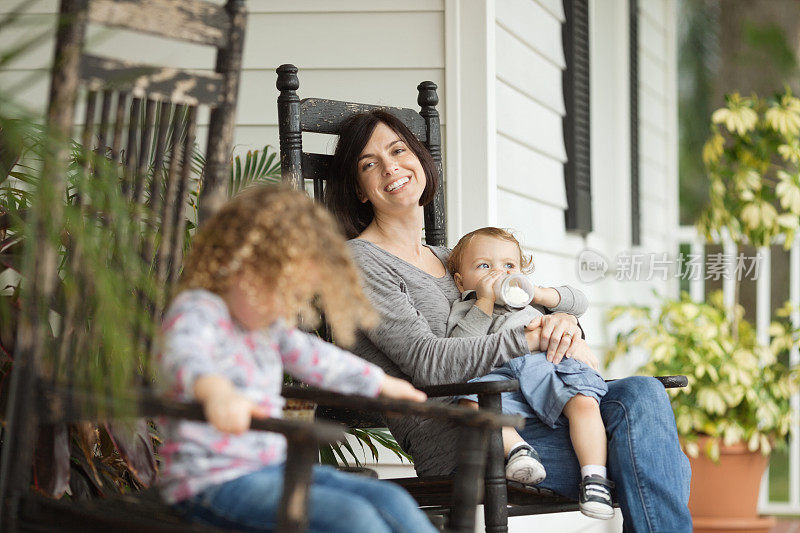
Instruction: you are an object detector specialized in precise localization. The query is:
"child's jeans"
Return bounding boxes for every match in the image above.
[174,463,437,533]
[461,352,608,427]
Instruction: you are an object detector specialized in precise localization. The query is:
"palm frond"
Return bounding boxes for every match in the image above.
[227,146,281,197]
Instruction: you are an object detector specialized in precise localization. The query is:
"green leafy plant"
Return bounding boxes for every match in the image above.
[607,291,799,460]
[699,90,800,249]
[320,428,411,467]
[0,102,164,497]
[188,145,281,222]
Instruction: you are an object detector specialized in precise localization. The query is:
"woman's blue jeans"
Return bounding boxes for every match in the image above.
[175,463,437,533]
[515,376,692,532]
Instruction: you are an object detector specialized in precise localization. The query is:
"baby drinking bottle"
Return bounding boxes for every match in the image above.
[493,274,535,308]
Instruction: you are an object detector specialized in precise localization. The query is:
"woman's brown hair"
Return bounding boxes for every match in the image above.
[181,184,377,346]
[325,110,438,239]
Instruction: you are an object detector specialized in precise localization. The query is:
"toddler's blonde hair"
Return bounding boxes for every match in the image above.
[446,227,534,275]
[181,185,377,346]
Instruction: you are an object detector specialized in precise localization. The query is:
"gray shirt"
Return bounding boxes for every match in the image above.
[347,239,529,476]
[446,286,588,338]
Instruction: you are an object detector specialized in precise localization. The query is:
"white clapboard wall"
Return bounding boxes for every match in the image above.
[0,0,446,156]
[490,0,678,378]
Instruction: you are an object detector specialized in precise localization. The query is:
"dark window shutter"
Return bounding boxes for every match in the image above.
[562,0,592,234]
[630,0,641,245]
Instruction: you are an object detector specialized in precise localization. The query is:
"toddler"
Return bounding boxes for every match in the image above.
[446,227,613,520]
[157,185,437,533]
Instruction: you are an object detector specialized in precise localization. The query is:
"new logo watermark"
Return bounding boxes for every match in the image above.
[577,249,609,283]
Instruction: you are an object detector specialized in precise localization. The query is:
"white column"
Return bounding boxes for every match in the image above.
[790,238,800,508]
[444,0,496,244]
[755,246,771,346]
[756,244,771,509]
[722,231,736,314]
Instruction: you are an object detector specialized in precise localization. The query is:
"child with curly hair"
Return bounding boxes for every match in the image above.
[157,185,436,533]
[447,227,613,520]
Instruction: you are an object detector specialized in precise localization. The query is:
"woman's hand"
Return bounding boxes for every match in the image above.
[379,374,428,402]
[525,313,582,364]
[195,375,269,434]
[565,338,600,371]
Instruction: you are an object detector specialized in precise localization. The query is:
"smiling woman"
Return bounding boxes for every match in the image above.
[325,110,438,242]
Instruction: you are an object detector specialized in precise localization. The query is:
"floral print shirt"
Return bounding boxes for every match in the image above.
[156,289,385,503]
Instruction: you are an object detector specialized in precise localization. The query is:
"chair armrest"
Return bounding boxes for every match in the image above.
[139,396,345,444]
[414,375,688,396]
[281,385,524,430]
[43,387,345,444]
[418,380,520,398]
[605,375,688,389]
[654,375,688,388]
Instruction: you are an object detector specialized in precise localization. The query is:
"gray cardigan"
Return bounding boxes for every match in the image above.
[347,239,530,476]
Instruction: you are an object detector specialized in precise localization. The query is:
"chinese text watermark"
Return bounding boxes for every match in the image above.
[577,249,763,283]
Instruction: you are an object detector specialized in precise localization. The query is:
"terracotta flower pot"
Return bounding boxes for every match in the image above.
[688,438,775,533]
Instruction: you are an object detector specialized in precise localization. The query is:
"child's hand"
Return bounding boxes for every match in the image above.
[531,286,561,308]
[526,314,581,363]
[379,375,427,403]
[475,270,504,303]
[524,324,542,353]
[194,375,269,434]
[565,338,600,371]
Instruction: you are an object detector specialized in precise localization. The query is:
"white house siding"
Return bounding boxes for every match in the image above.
[0,0,446,157]
[638,0,678,256]
[494,0,573,299]
[585,0,678,362]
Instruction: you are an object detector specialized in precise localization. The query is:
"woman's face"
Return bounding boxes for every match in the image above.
[355,122,426,215]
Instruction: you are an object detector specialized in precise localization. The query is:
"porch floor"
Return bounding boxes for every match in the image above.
[774,518,800,533]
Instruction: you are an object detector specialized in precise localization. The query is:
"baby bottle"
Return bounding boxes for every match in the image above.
[493,273,536,308]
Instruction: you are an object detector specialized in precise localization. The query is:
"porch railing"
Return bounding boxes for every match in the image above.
[676,226,800,514]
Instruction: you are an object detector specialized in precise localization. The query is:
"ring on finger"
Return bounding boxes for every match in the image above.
[562,332,572,340]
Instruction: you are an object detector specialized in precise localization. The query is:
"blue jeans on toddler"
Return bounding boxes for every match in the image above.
[175,463,437,533]
[463,352,608,427]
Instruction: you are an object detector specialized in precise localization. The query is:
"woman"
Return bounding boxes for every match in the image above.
[325,110,691,531]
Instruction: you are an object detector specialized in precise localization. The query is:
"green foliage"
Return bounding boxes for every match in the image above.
[607,291,799,460]
[228,146,281,196]
[0,112,160,403]
[742,21,799,77]
[699,91,800,248]
[319,428,412,468]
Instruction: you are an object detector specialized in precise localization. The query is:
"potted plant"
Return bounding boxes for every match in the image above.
[607,291,798,531]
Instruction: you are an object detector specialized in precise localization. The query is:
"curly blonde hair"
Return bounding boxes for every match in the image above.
[446,227,534,275]
[181,185,377,346]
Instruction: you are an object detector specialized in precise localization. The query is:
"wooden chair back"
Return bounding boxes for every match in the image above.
[0,0,246,527]
[276,63,447,247]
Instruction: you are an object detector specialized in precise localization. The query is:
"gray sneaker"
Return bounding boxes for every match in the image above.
[504,445,546,485]
[579,475,615,520]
